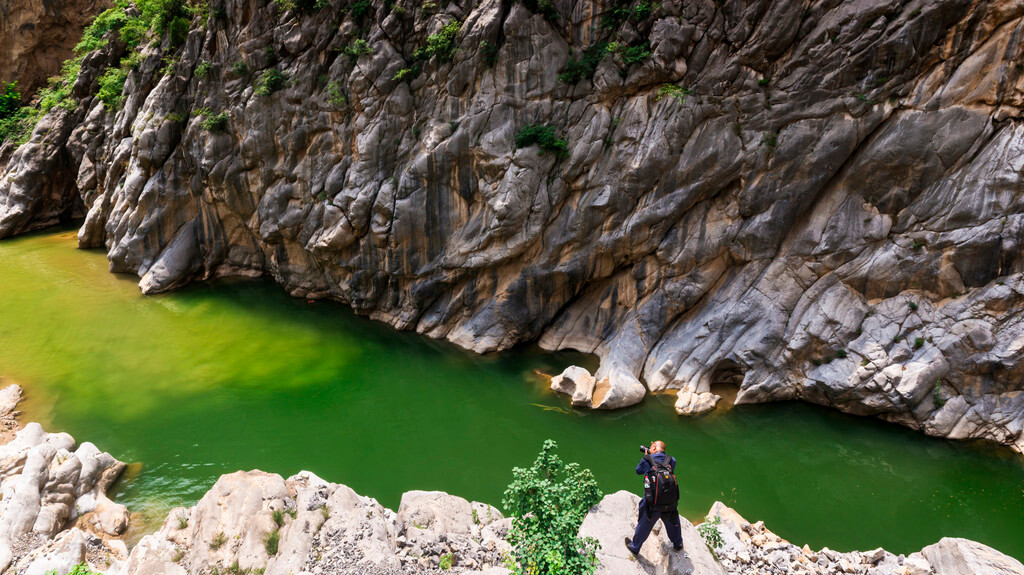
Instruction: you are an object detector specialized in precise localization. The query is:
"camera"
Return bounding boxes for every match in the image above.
[640,445,650,454]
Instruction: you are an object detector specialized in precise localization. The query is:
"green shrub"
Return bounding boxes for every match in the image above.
[414,19,461,63]
[200,110,229,132]
[909,301,918,311]
[835,349,847,359]
[0,82,21,119]
[326,81,347,107]
[195,60,212,78]
[914,337,925,349]
[272,509,285,527]
[515,124,569,158]
[698,516,724,556]
[75,6,130,54]
[255,69,286,95]
[231,60,249,77]
[502,440,601,575]
[656,83,692,103]
[345,39,373,60]
[439,552,453,570]
[763,131,778,150]
[176,514,188,529]
[264,528,280,556]
[608,41,650,66]
[349,0,372,18]
[97,66,129,108]
[392,66,420,82]
[558,42,608,83]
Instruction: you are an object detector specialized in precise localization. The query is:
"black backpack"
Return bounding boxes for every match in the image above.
[643,454,679,513]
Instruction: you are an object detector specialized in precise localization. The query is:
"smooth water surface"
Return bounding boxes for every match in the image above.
[1,229,1022,558]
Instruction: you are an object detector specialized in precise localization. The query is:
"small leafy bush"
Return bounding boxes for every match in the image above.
[835,349,847,359]
[0,82,21,120]
[272,509,285,527]
[255,69,286,95]
[195,60,212,78]
[914,337,925,349]
[326,81,347,107]
[608,41,651,66]
[200,110,229,132]
[515,124,569,158]
[75,6,130,54]
[414,19,461,62]
[231,60,249,77]
[345,39,374,61]
[502,440,601,575]
[698,516,725,556]
[439,552,453,570]
[558,42,608,83]
[909,302,918,311]
[97,66,129,108]
[349,0,372,18]
[656,83,693,103]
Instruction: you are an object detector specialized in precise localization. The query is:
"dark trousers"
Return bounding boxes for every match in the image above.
[628,500,683,553]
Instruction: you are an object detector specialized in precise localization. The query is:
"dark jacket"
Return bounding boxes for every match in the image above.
[636,451,676,475]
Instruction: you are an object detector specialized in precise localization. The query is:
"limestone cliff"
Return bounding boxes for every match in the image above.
[0,0,109,100]
[0,0,1023,452]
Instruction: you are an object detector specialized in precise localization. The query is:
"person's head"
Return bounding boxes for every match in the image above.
[649,440,666,453]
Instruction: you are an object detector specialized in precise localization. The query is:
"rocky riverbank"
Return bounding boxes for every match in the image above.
[1,0,1023,453]
[0,384,129,574]
[0,384,1022,574]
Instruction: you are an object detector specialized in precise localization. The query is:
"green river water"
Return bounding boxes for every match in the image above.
[1,228,1023,559]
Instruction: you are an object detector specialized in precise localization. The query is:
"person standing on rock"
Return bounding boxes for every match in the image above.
[625,440,684,557]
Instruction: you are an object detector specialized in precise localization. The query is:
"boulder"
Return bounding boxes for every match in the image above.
[674,392,721,416]
[578,491,726,575]
[551,366,598,407]
[921,537,1024,575]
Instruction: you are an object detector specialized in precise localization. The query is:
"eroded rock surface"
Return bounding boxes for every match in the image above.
[706,501,1024,575]
[1,0,1024,452]
[119,470,510,575]
[0,385,129,574]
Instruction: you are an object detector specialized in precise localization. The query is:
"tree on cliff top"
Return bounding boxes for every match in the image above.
[503,440,602,575]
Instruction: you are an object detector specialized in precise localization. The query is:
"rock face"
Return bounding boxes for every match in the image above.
[0,385,129,574]
[706,501,1024,575]
[1,0,1024,452]
[119,470,510,575]
[0,0,109,100]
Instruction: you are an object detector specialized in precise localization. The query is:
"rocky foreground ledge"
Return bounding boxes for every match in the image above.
[0,385,1021,575]
[0,385,130,574]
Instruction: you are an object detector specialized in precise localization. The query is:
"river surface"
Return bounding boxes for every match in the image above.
[1,228,1023,559]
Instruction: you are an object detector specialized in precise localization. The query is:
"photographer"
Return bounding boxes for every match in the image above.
[625,440,683,556]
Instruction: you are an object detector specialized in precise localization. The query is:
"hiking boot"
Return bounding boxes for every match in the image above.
[673,543,683,551]
[624,537,639,557]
